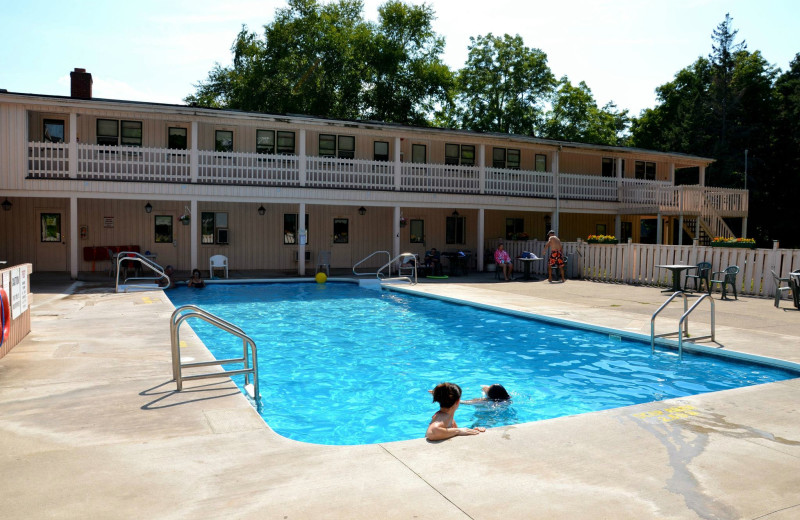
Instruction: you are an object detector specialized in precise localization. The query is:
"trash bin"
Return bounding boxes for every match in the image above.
[566,253,578,279]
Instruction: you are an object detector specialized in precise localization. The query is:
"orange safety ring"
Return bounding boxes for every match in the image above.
[0,288,9,347]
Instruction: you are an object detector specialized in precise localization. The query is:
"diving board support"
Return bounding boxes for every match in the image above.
[170,305,261,410]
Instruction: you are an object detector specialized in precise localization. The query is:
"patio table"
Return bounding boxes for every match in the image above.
[656,264,695,293]
[515,257,542,281]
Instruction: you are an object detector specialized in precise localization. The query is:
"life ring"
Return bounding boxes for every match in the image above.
[0,288,9,347]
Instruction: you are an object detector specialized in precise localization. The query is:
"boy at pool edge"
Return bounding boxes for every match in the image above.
[426,382,486,441]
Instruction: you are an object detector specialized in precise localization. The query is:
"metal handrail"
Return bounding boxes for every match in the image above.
[169,305,261,410]
[650,291,688,353]
[114,251,169,292]
[678,294,715,360]
[352,250,391,277]
[379,252,418,284]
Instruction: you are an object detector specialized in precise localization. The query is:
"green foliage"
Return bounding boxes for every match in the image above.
[454,33,555,134]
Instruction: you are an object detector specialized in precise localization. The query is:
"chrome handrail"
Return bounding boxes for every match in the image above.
[378,252,418,284]
[650,291,688,353]
[169,305,261,410]
[678,294,715,360]
[352,250,391,277]
[114,251,169,292]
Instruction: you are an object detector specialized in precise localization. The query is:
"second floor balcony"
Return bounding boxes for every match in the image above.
[26,141,748,216]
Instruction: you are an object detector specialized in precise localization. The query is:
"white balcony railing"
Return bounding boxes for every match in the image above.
[24,142,748,215]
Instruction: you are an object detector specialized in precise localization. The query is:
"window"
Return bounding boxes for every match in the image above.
[201,212,228,244]
[410,219,424,243]
[374,141,389,161]
[284,213,309,245]
[168,127,187,150]
[43,119,65,143]
[602,157,615,177]
[97,119,141,146]
[411,144,426,163]
[446,215,466,244]
[621,221,633,243]
[319,134,355,159]
[635,161,656,180]
[492,148,520,169]
[277,131,296,154]
[154,215,173,244]
[97,119,118,146]
[505,218,524,240]
[40,213,61,242]
[215,130,233,152]
[445,143,475,166]
[333,218,349,244]
[257,130,275,154]
[535,154,547,172]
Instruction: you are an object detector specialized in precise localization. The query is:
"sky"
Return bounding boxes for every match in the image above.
[1,0,798,117]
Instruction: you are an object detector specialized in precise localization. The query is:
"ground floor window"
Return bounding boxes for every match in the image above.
[410,219,424,243]
[201,212,228,244]
[621,221,633,242]
[505,218,524,240]
[155,215,173,243]
[40,213,61,242]
[284,214,309,244]
[333,218,348,243]
[446,215,466,244]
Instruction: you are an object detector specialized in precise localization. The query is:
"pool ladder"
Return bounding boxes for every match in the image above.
[170,305,261,410]
[651,292,715,360]
[353,250,418,284]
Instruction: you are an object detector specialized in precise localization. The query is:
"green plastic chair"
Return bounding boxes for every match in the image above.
[771,270,792,308]
[684,262,712,293]
[710,265,740,300]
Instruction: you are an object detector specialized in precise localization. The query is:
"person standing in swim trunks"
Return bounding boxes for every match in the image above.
[543,230,566,283]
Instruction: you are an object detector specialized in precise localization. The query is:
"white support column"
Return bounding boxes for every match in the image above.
[299,129,307,187]
[70,196,78,279]
[298,202,306,275]
[477,208,485,272]
[190,121,198,183]
[699,165,706,187]
[616,157,623,201]
[393,206,401,263]
[394,137,402,191]
[478,144,486,194]
[742,217,747,239]
[614,215,621,242]
[553,150,560,233]
[656,212,663,244]
[669,162,675,184]
[190,199,198,270]
[69,113,78,179]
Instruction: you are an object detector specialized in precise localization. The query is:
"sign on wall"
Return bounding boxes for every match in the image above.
[10,268,21,319]
[104,217,114,228]
[19,265,28,313]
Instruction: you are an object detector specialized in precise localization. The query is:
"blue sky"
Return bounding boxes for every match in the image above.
[1,0,797,116]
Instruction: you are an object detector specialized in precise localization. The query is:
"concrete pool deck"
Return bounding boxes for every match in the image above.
[1,275,799,519]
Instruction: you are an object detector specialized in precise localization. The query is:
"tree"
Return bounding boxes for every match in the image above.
[542,77,630,145]
[364,1,453,125]
[454,33,555,134]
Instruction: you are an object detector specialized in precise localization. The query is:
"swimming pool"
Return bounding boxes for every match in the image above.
[167,283,799,445]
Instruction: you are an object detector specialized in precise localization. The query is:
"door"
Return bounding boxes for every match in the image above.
[36,209,67,271]
[150,212,178,270]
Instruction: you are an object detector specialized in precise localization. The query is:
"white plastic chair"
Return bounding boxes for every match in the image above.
[317,251,331,276]
[209,254,228,279]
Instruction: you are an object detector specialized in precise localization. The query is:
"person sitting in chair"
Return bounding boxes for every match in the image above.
[494,243,513,281]
[424,248,442,276]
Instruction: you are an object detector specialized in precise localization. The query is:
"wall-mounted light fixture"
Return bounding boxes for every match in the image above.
[452,209,459,217]
[144,202,153,214]
[358,206,366,216]
[1,198,12,211]
[257,205,266,216]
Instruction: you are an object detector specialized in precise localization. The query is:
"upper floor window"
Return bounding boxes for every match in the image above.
[215,130,233,152]
[534,154,547,172]
[257,129,275,154]
[320,134,355,159]
[97,119,142,147]
[602,157,615,177]
[492,148,520,169]
[445,143,475,166]
[43,119,65,143]
[168,127,187,150]
[374,141,389,161]
[635,161,656,180]
[411,144,426,163]
[277,131,296,154]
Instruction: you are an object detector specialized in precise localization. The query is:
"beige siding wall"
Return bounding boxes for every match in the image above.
[0,197,70,270]
[1,103,29,190]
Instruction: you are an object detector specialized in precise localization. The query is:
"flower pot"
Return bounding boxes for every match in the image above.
[180,219,190,226]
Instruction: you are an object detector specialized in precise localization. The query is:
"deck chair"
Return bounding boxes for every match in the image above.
[710,265,739,300]
[684,262,712,293]
[771,270,792,308]
[209,254,228,279]
[397,253,417,277]
[317,251,331,276]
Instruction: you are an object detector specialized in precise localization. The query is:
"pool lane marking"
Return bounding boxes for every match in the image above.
[141,296,157,304]
[633,405,699,423]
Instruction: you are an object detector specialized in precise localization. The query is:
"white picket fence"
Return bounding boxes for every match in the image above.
[487,238,800,299]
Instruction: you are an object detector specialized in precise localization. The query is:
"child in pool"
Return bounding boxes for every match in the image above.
[425,382,486,441]
[460,384,511,405]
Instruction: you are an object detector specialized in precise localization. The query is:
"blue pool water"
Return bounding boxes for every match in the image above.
[167,283,798,445]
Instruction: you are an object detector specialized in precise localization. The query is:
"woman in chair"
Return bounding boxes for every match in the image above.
[494,243,513,281]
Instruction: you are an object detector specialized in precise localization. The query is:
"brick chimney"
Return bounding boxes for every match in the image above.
[70,68,93,99]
